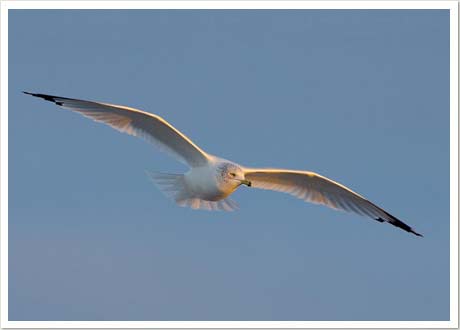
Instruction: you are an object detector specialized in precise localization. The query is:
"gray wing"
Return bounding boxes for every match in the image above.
[244,168,422,237]
[24,92,210,167]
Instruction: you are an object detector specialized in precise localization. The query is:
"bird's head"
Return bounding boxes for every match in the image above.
[218,163,251,187]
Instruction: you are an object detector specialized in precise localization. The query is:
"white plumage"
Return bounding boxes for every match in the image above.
[24,92,422,237]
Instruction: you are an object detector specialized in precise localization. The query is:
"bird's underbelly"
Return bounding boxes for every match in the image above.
[185,178,230,201]
[184,168,234,201]
[198,189,230,201]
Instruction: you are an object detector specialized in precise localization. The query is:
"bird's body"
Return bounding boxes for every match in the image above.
[24,91,423,236]
[186,162,227,201]
[184,158,241,201]
[148,157,246,211]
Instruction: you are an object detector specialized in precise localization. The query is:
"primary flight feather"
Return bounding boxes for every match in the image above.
[24,92,422,237]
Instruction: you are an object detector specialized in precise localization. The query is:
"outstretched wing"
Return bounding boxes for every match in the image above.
[244,168,422,237]
[24,92,210,167]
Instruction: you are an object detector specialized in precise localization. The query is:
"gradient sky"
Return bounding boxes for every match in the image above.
[9,9,450,321]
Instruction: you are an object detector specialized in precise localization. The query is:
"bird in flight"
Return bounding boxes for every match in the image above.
[24,92,422,237]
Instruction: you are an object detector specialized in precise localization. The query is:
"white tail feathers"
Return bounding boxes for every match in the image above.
[146,171,238,211]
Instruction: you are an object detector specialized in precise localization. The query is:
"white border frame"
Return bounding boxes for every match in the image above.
[1,1,457,328]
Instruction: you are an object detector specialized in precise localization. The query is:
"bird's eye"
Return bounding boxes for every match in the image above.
[230,173,236,177]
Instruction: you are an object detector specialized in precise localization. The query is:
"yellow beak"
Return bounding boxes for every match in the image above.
[240,179,252,187]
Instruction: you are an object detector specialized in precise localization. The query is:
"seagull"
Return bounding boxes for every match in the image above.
[24,91,422,237]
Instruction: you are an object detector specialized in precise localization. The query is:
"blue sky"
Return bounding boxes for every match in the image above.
[9,9,449,320]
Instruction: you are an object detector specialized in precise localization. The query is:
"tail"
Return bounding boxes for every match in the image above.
[146,171,238,211]
[146,171,190,201]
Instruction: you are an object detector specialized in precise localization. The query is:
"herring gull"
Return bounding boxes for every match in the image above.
[24,92,422,237]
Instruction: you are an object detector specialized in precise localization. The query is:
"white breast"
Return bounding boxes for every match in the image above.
[183,165,224,201]
[184,160,240,201]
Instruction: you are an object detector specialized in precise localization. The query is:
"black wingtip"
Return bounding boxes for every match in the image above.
[376,216,423,238]
[23,91,65,106]
[411,230,423,237]
[23,91,37,97]
[23,91,55,101]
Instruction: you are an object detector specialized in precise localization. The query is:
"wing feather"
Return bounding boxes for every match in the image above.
[244,168,422,236]
[24,92,210,167]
